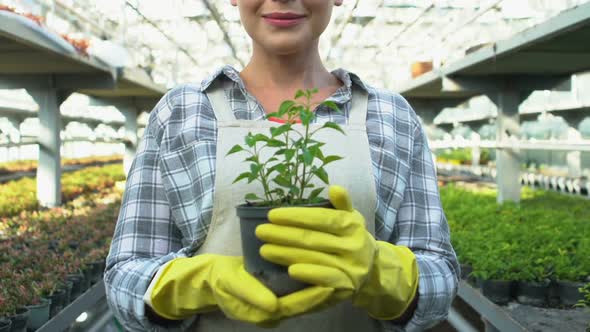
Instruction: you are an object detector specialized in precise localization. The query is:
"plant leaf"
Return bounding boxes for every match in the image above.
[295,90,305,99]
[309,196,325,204]
[308,144,325,161]
[291,106,304,117]
[245,193,262,201]
[309,188,324,200]
[265,112,279,119]
[232,172,251,184]
[285,149,295,161]
[270,124,292,137]
[226,145,244,155]
[322,101,340,112]
[250,163,261,174]
[245,133,256,147]
[247,172,257,183]
[253,133,270,142]
[268,163,286,174]
[292,138,304,148]
[323,155,343,165]
[289,186,300,196]
[273,176,291,188]
[267,139,286,147]
[245,155,258,163]
[322,122,345,135]
[302,147,313,166]
[279,101,296,117]
[313,167,329,184]
[300,109,313,126]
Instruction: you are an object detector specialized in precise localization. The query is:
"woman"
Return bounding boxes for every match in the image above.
[105,0,459,331]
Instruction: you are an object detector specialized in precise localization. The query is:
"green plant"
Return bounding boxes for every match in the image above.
[0,163,124,218]
[0,285,18,316]
[442,184,590,285]
[227,88,344,207]
[575,283,590,332]
[576,283,590,307]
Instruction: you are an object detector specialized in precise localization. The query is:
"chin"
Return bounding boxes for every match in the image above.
[260,37,313,55]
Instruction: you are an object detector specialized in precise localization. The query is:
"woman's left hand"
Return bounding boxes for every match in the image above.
[257,186,376,293]
[256,185,419,320]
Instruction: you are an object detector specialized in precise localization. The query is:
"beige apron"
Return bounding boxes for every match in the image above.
[191,83,380,331]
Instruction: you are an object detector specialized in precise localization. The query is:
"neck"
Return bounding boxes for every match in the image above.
[240,40,335,92]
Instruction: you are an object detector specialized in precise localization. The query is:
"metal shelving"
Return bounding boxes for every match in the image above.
[37,281,107,332]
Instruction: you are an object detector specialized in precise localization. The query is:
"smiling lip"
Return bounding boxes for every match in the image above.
[262,12,306,27]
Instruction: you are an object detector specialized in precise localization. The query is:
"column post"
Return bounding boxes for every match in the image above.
[28,89,70,207]
[491,90,522,203]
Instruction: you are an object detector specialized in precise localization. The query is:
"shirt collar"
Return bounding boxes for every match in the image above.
[199,64,369,105]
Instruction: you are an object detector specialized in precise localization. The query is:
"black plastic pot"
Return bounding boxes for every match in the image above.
[237,200,333,296]
[557,280,585,307]
[24,298,50,331]
[460,264,472,281]
[0,319,11,332]
[515,280,549,307]
[47,288,66,318]
[481,279,513,305]
[7,307,29,332]
[62,281,73,305]
[546,280,561,307]
[67,273,84,301]
[81,266,93,290]
[87,260,105,284]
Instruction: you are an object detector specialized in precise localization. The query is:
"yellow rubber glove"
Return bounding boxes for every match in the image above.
[257,185,419,320]
[147,254,338,325]
[352,241,419,320]
[147,254,278,323]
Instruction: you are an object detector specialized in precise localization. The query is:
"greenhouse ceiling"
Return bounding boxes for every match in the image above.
[1,0,589,90]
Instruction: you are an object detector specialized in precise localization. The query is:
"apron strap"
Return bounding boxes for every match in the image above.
[348,86,369,127]
[206,83,236,123]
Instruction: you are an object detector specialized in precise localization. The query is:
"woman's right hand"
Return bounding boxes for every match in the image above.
[144,254,339,325]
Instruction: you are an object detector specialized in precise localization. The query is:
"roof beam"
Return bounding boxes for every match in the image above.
[441,75,571,94]
[0,73,117,90]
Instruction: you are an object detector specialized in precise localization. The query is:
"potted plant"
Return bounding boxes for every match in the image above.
[21,278,51,331]
[472,257,514,306]
[0,287,17,331]
[554,251,588,307]
[513,265,550,307]
[3,284,30,332]
[227,88,344,296]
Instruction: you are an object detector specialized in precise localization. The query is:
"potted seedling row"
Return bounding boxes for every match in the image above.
[227,88,344,296]
[0,286,29,332]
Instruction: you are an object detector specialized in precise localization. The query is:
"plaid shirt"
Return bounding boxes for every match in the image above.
[105,65,459,332]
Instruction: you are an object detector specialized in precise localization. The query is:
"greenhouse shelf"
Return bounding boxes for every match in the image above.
[436,162,590,198]
[455,281,527,332]
[37,280,106,332]
[431,139,590,152]
[454,281,590,332]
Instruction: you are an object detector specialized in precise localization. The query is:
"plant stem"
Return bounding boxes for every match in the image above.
[285,122,292,204]
[298,95,313,201]
[253,146,273,202]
